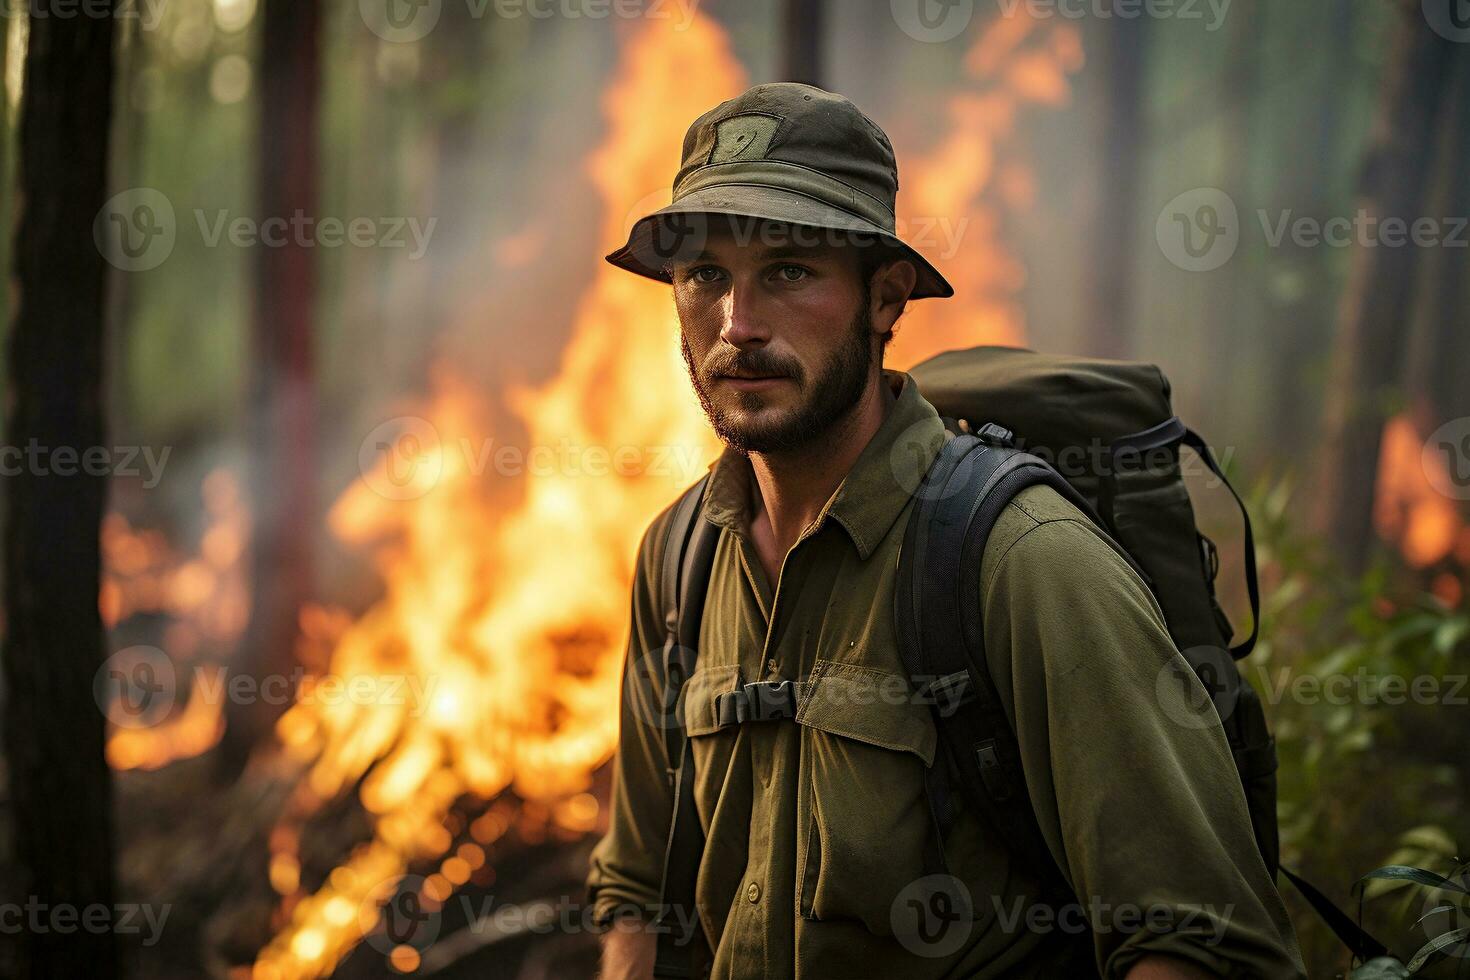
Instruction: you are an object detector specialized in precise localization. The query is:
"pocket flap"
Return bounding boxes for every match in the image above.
[796,659,936,766]
[681,663,743,738]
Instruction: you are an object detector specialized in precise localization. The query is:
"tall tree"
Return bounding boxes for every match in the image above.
[1083,16,1147,360]
[1202,0,1262,443]
[1263,0,1354,457]
[222,0,322,771]
[1406,42,1470,431]
[2,3,120,976]
[1314,0,1462,572]
[782,0,825,86]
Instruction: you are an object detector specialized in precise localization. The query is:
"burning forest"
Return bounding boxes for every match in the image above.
[2,1,1468,979]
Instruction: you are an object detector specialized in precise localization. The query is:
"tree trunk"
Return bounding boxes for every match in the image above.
[1406,43,1470,430]
[1314,0,1460,572]
[2,3,120,977]
[782,0,825,87]
[1264,0,1353,458]
[1083,16,1147,360]
[221,0,321,773]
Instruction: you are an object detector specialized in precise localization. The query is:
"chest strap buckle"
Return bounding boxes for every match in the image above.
[714,680,799,727]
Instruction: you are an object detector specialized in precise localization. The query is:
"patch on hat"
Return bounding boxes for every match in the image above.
[709,113,781,165]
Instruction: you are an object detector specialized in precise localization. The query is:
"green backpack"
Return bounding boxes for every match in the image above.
[648,345,1382,979]
[898,345,1278,890]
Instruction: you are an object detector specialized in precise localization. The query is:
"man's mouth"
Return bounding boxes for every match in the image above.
[717,372,791,390]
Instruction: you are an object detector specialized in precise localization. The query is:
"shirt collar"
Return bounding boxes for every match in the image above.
[699,369,948,561]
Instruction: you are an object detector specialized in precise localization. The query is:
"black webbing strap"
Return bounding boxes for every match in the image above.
[1280,864,1390,964]
[653,477,720,980]
[1180,428,1260,660]
[1105,418,1259,660]
[895,431,1090,910]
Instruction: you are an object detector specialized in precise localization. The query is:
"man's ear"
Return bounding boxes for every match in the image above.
[870,257,917,332]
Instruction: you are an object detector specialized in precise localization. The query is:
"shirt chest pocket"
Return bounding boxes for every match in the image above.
[794,658,938,934]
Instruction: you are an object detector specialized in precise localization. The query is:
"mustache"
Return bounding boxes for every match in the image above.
[704,348,803,380]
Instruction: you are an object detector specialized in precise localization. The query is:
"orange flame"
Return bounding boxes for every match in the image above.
[889,15,1082,368]
[1375,412,1463,570]
[253,15,740,979]
[102,468,248,770]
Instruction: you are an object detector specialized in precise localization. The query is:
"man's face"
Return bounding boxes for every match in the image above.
[671,219,881,455]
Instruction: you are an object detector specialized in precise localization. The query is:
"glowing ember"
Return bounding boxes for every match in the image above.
[102,468,248,770]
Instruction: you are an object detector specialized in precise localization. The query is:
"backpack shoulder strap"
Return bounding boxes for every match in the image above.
[895,426,1109,906]
[652,475,719,980]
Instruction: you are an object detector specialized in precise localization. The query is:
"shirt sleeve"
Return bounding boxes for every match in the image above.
[585,505,679,927]
[979,492,1306,978]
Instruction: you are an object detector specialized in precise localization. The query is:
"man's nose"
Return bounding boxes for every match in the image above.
[719,277,771,349]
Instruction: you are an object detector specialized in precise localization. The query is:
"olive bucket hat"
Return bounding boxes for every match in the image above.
[605,82,955,300]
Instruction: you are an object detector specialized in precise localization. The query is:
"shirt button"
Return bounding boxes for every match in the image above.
[746,881,761,904]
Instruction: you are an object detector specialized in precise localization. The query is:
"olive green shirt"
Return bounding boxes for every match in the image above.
[587,369,1304,979]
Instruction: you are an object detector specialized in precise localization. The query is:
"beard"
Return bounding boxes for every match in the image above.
[680,298,876,456]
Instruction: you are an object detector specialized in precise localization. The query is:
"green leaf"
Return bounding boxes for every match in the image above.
[1405,925,1470,972]
[1432,618,1469,655]
[1415,905,1457,926]
[1356,866,1468,894]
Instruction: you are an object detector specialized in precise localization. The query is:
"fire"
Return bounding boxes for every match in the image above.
[888,14,1083,369]
[253,10,1080,978]
[1375,412,1466,604]
[252,14,740,979]
[102,468,248,770]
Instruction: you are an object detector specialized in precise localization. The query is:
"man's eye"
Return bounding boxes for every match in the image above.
[689,266,724,284]
[775,264,810,282]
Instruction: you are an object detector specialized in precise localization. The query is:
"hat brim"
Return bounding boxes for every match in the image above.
[604,184,955,300]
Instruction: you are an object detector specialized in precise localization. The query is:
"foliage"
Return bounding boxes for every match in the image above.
[1245,475,1469,976]
[1349,859,1470,978]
